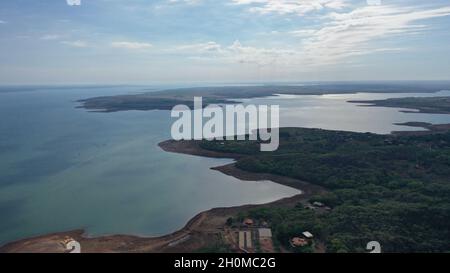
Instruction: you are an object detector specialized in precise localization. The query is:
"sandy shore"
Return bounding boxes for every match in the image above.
[0,140,323,253]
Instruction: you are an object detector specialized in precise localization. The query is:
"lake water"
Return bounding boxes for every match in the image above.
[0,86,449,245]
[241,90,450,134]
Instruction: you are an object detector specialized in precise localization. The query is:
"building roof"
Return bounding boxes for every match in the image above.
[60,237,76,247]
[258,228,272,238]
[291,237,308,247]
[313,201,324,207]
[239,231,252,249]
[302,231,314,238]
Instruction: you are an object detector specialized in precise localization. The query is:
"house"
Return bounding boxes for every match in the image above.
[258,228,272,239]
[60,236,75,247]
[258,228,274,253]
[239,231,252,250]
[302,231,314,239]
[290,237,309,247]
[312,201,324,207]
[243,218,254,226]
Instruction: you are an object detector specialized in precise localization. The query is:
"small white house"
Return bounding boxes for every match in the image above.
[313,201,324,207]
[302,231,314,239]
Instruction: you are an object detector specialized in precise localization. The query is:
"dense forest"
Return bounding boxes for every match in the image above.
[199,128,450,252]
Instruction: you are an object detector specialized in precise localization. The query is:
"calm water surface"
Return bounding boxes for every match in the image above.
[0,86,449,245]
[242,90,450,133]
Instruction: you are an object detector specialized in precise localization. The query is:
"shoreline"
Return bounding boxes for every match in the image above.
[0,141,322,253]
[348,95,450,115]
[3,123,449,252]
[0,194,309,253]
[392,122,450,135]
[77,84,449,113]
[158,140,325,194]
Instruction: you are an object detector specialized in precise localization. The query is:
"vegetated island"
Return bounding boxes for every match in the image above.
[348,96,450,114]
[77,82,449,112]
[2,126,449,253]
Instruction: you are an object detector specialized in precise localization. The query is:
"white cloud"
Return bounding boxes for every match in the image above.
[0,20,6,24]
[168,0,200,4]
[297,5,450,65]
[224,40,298,66]
[231,0,347,15]
[61,40,88,48]
[289,29,316,37]
[111,41,153,50]
[41,34,62,41]
[66,0,81,6]
[176,4,450,70]
[177,40,299,67]
[175,41,222,53]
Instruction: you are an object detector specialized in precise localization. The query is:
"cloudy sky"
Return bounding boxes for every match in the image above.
[0,0,449,84]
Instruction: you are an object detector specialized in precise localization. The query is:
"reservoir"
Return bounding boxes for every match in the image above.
[0,85,449,245]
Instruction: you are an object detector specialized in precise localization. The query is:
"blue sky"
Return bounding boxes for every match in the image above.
[0,0,450,84]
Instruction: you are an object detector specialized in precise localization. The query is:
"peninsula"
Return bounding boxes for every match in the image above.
[2,126,449,253]
[349,96,450,114]
[77,82,449,112]
[3,90,450,253]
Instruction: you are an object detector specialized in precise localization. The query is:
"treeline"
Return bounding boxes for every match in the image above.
[200,128,450,252]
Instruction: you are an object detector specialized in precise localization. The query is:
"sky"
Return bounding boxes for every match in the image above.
[0,0,450,84]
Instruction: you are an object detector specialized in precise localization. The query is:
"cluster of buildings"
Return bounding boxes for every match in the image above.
[290,231,314,248]
[235,203,325,252]
[236,218,316,252]
[237,218,274,253]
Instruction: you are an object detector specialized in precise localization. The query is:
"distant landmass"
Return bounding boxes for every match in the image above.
[78,82,450,112]
[349,96,450,114]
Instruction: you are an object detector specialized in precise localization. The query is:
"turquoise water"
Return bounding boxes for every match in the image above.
[1,86,449,245]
